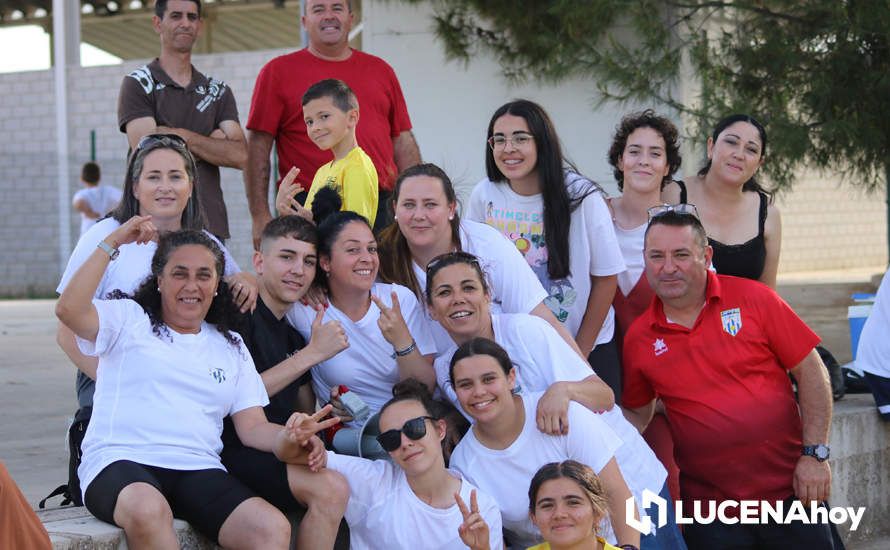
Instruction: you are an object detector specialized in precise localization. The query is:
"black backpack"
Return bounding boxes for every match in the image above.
[39,406,90,508]
[817,345,846,401]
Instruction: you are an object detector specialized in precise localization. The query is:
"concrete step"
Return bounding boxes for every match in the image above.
[778,278,880,364]
[40,506,215,549]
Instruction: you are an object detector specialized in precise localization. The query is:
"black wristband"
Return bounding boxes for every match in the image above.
[394,340,417,357]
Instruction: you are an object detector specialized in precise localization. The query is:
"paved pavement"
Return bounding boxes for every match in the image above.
[0,300,70,507]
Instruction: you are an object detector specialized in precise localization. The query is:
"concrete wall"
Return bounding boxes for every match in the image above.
[0,1,885,296]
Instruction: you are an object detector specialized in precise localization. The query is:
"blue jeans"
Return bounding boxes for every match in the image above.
[641,482,688,550]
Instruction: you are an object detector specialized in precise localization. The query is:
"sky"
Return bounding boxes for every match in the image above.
[0,25,121,73]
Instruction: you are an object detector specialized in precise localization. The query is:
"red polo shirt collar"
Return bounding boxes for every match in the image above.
[649,270,723,332]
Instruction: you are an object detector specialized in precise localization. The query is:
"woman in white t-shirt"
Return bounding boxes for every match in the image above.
[376,162,582,355]
[426,252,685,550]
[286,378,504,550]
[465,100,625,398]
[55,222,331,549]
[57,134,255,411]
[425,251,613,434]
[285,208,436,434]
[446,338,638,550]
[606,111,684,505]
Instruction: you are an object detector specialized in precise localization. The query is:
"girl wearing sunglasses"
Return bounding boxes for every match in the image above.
[287,379,504,550]
[425,253,684,550]
[465,100,626,397]
[57,134,256,419]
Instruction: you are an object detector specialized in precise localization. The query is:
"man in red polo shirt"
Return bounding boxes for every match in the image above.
[244,0,420,247]
[622,210,835,549]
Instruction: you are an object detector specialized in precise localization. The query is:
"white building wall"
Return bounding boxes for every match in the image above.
[0,1,884,296]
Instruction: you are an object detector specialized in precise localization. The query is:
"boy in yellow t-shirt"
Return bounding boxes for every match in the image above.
[301,78,378,225]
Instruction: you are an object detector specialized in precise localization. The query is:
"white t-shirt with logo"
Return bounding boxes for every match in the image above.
[436,312,666,525]
[449,392,621,548]
[286,282,435,426]
[466,175,626,349]
[76,299,268,500]
[327,452,504,550]
[413,220,549,353]
[73,185,123,236]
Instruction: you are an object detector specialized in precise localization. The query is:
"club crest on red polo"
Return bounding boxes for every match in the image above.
[721,308,742,337]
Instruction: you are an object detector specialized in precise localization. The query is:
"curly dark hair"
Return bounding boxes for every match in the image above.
[108,230,242,348]
[608,110,682,191]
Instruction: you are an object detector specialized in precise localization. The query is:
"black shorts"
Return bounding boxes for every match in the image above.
[84,460,256,542]
[221,444,304,513]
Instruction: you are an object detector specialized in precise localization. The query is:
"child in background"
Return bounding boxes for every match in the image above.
[277,79,379,226]
[72,162,122,237]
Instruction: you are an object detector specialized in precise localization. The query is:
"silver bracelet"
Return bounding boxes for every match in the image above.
[394,340,417,357]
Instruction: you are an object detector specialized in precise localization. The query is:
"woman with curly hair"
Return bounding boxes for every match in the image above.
[606,110,684,505]
[55,223,330,549]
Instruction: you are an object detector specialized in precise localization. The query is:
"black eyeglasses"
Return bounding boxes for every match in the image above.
[426,251,481,276]
[376,416,436,452]
[647,203,700,223]
[488,133,534,150]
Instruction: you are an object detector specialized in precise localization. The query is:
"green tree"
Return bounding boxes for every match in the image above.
[405,0,890,194]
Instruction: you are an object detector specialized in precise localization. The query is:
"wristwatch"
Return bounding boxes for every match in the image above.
[802,444,830,462]
[97,240,120,261]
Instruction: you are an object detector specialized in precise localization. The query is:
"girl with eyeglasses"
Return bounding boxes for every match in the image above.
[606,112,685,503]
[284,198,436,438]
[425,253,683,550]
[56,227,333,548]
[663,114,780,288]
[284,378,504,550]
[446,338,640,550]
[375,162,584,357]
[465,100,626,400]
[57,134,256,418]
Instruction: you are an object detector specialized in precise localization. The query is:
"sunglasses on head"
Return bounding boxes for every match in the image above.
[376,416,436,452]
[134,133,189,154]
[426,251,481,275]
[647,203,700,223]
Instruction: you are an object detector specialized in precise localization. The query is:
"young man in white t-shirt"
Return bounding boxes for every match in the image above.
[72,162,122,236]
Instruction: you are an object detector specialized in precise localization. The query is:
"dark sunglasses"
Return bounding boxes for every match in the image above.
[376,416,436,452]
[426,251,481,276]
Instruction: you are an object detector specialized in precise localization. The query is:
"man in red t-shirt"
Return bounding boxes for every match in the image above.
[622,210,835,549]
[244,0,421,247]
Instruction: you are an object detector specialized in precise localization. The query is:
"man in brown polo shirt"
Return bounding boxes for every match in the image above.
[118,0,246,240]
